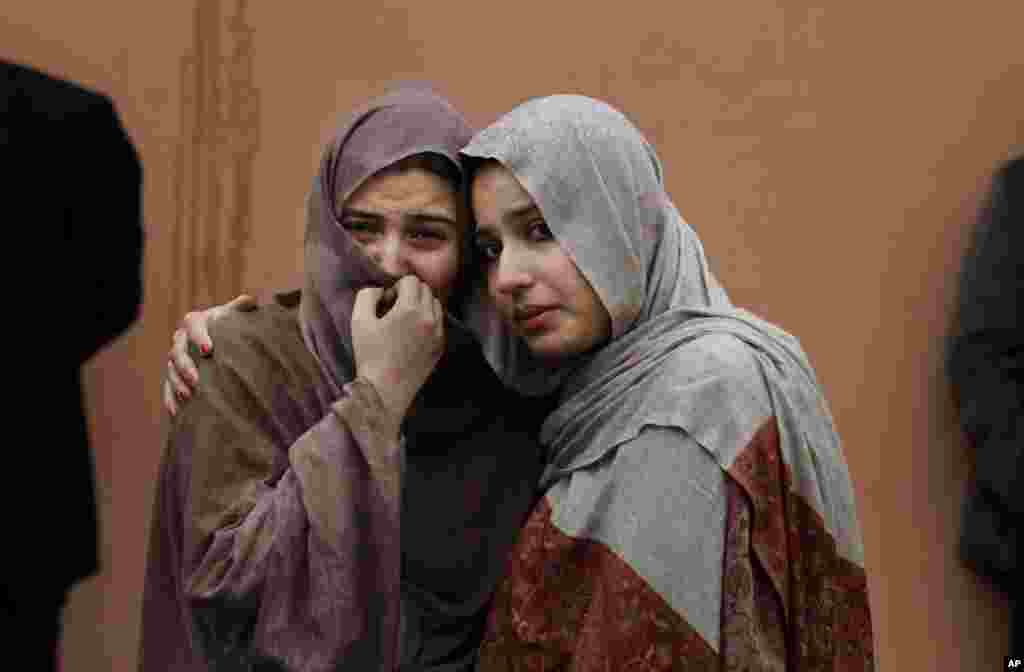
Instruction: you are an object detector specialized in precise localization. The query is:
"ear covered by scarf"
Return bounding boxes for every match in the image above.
[298,86,474,399]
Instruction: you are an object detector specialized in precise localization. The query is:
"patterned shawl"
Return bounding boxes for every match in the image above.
[461,95,875,669]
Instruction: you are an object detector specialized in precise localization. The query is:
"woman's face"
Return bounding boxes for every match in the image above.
[338,165,462,306]
[472,161,612,359]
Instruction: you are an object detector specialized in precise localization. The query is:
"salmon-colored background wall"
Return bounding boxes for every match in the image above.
[4,2,1022,669]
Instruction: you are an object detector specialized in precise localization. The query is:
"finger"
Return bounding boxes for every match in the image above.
[427,293,440,323]
[353,287,384,321]
[422,281,440,319]
[433,297,445,342]
[400,274,427,307]
[414,275,429,303]
[163,381,179,416]
[183,310,214,356]
[167,360,192,401]
[172,326,186,355]
[391,275,411,308]
[171,329,200,385]
[416,276,433,309]
[229,294,259,312]
[377,284,399,318]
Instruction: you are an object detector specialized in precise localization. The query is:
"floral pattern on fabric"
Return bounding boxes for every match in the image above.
[478,497,718,671]
[478,418,874,671]
[725,418,875,671]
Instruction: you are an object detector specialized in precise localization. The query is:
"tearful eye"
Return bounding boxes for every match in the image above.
[342,220,375,234]
[409,228,445,241]
[527,219,553,241]
[474,239,501,261]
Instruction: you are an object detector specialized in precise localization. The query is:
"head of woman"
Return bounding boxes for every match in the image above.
[465,95,684,367]
[301,86,474,392]
[463,95,730,392]
[471,159,612,359]
[338,152,465,307]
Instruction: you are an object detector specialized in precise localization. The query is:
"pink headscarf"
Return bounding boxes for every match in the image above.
[299,85,474,399]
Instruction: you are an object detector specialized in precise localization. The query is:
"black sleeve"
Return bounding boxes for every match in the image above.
[72,95,144,364]
[948,157,1024,518]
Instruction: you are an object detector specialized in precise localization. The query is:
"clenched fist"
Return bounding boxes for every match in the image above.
[351,275,445,426]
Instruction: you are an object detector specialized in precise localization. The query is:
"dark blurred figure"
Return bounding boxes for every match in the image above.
[0,60,142,670]
[948,154,1023,655]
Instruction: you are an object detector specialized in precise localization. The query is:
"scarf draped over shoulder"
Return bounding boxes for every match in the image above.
[461,95,875,670]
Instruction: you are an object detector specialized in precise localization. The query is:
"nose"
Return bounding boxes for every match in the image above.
[491,245,533,297]
[369,234,410,277]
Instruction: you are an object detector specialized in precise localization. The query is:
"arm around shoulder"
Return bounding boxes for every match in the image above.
[140,321,405,671]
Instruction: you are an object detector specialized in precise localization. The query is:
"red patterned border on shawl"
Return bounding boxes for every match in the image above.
[477,418,873,670]
[725,418,875,671]
[477,496,718,671]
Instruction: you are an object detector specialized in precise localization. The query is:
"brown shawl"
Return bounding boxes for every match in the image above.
[139,88,549,672]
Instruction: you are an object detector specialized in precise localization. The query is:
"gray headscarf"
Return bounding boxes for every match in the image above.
[460,94,865,571]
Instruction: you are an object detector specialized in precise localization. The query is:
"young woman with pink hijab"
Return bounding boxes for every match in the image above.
[141,87,551,671]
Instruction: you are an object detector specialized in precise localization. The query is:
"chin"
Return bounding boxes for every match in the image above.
[522,331,588,361]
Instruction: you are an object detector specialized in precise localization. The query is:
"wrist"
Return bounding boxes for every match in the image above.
[355,372,414,424]
[329,377,405,451]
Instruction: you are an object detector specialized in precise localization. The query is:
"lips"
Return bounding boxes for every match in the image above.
[514,305,555,321]
[513,305,558,332]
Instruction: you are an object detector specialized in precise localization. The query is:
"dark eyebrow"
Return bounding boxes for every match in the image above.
[407,211,458,227]
[340,208,383,221]
[341,207,457,227]
[476,203,543,236]
[506,204,543,220]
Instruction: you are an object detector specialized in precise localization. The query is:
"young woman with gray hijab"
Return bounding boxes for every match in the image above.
[167,95,875,669]
[140,87,552,671]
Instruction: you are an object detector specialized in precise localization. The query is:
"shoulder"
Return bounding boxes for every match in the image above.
[197,301,327,406]
[633,331,776,450]
[681,331,761,370]
[207,301,317,371]
[169,301,330,452]
[664,332,770,407]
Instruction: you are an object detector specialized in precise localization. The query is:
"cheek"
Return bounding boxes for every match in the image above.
[483,267,514,315]
[413,244,461,297]
[561,259,611,334]
[550,254,587,303]
[484,266,499,298]
[348,237,372,255]
[584,291,613,345]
